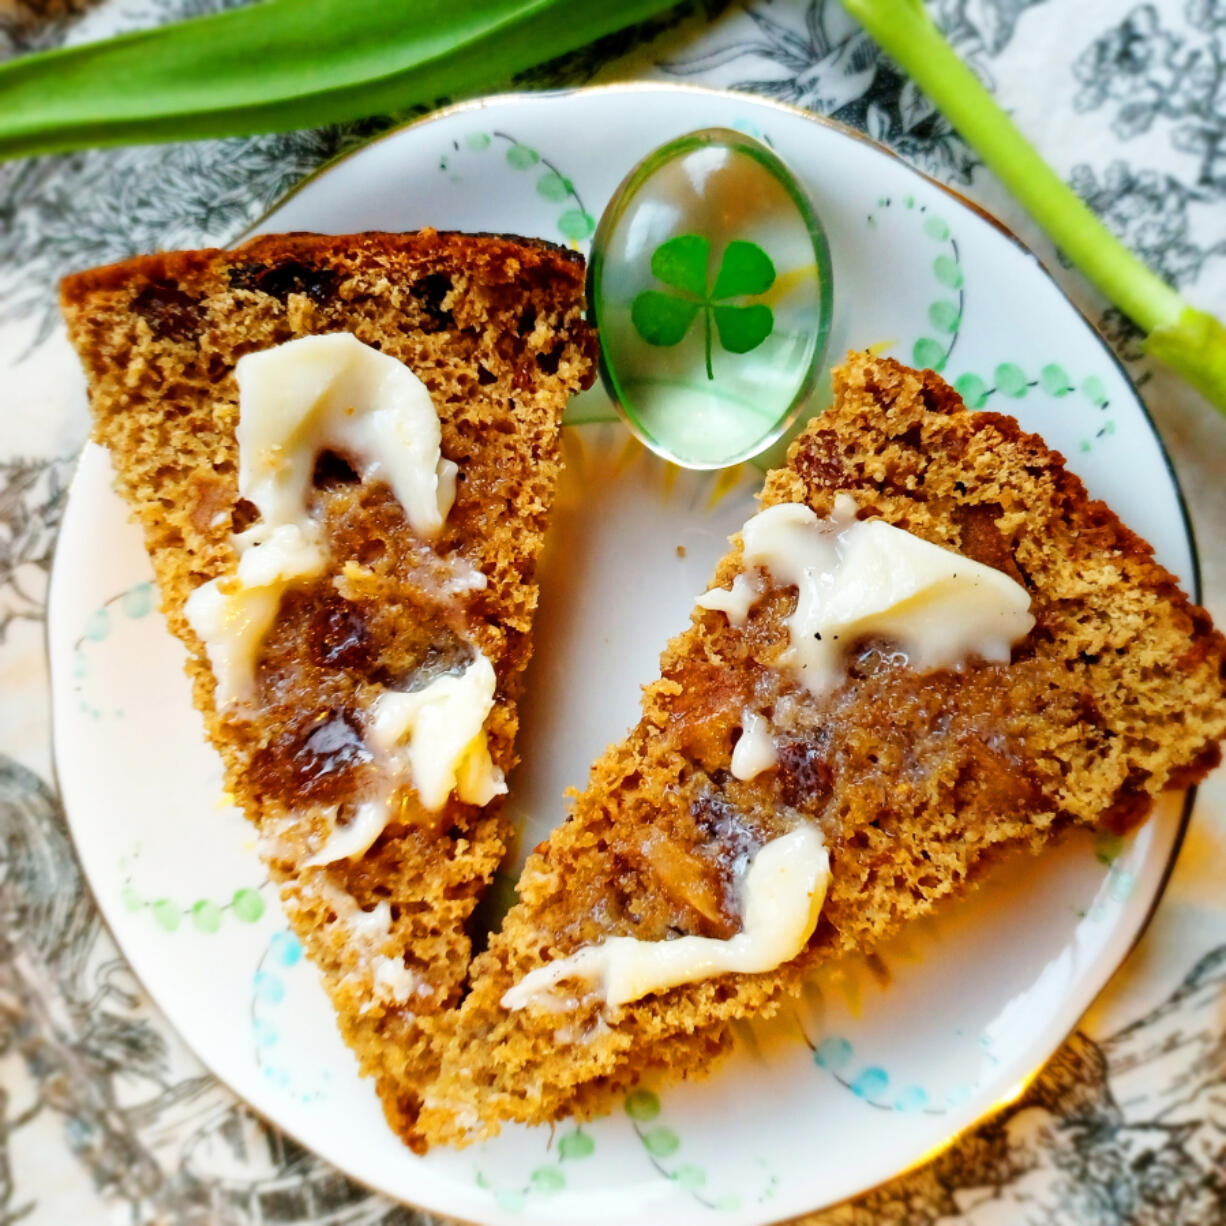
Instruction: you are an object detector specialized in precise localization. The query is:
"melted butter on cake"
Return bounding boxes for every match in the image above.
[185,332,502,838]
[501,826,830,1012]
[700,492,1036,695]
[303,654,506,866]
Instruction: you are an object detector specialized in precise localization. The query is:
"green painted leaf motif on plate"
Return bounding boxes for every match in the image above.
[933,254,963,288]
[928,299,960,333]
[558,1129,595,1159]
[642,1126,680,1157]
[624,1088,661,1121]
[1040,363,1072,396]
[558,208,595,240]
[994,362,1029,398]
[672,1163,706,1190]
[1081,374,1109,407]
[954,372,989,408]
[530,1166,566,1194]
[536,169,570,200]
[913,337,946,371]
[505,142,539,169]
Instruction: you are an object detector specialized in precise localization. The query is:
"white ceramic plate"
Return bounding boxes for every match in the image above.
[48,85,1197,1226]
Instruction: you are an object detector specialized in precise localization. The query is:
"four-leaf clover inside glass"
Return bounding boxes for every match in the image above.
[631,235,776,379]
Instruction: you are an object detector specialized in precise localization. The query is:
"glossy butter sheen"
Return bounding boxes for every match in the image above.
[185,334,502,846]
[501,825,830,1012]
[703,494,1035,694]
[186,334,458,704]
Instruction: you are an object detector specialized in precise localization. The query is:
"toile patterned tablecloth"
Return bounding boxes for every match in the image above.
[2,2,1225,1223]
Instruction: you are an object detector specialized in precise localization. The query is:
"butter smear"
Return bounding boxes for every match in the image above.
[699,494,1034,693]
[501,825,830,1012]
[184,332,501,839]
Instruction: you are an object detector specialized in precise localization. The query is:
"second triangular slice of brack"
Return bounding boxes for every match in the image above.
[418,351,1226,1146]
[61,230,598,1147]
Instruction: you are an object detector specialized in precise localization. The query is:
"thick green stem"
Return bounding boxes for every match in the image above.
[844,0,1226,413]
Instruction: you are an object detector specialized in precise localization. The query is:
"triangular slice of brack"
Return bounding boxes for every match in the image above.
[61,230,598,1147]
[418,351,1226,1147]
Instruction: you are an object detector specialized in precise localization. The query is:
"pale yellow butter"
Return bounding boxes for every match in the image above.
[730,708,777,781]
[184,523,325,708]
[303,654,506,867]
[500,825,829,1013]
[186,333,461,707]
[702,495,1035,695]
[368,654,506,812]
[695,570,760,626]
[236,332,456,539]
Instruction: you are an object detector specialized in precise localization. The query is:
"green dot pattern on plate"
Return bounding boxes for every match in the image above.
[121,884,143,912]
[672,1164,706,1190]
[923,216,950,240]
[232,887,265,923]
[1081,374,1109,406]
[494,1189,525,1213]
[558,208,595,240]
[505,143,539,169]
[84,607,110,641]
[928,300,960,333]
[954,373,989,409]
[529,1166,566,1194]
[558,1130,595,1160]
[933,254,963,288]
[814,1035,853,1071]
[625,1088,661,1122]
[1095,832,1125,865]
[151,899,180,931]
[642,1126,680,1157]
[121,583,154,618]
[994,362,1030,398]
[850,1066,889,1098]
[536,170,570,201]
[191,898,223,933]
[464,132,491,151]
[912,337,947,372]
[1040,363,1072,396]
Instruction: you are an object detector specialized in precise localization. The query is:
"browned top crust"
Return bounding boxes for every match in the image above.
[60,227,589,304]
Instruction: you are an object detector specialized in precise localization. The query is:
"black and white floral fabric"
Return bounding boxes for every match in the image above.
[2,2,1224,1223]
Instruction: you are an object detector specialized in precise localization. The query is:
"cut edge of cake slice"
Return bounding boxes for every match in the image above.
[415,350,1226,1148]
[60,229,598,1147]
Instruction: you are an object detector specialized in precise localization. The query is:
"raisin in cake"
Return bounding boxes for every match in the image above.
[417,351,1226,1147]
[61,229,597,1147]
